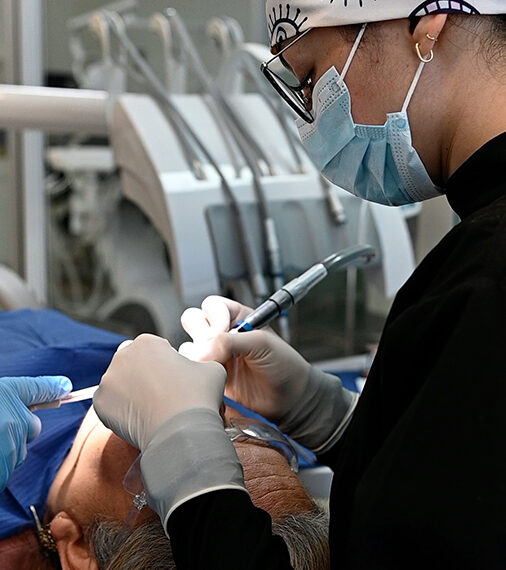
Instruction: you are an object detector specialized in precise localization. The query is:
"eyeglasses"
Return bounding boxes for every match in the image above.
[260,28,315,124]
[121,417,301,530]
[122,454,148,531]
[225,417,299,472]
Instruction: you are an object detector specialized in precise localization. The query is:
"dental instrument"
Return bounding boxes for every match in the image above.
[231,244,375,333]
[27,246,372,409]
[29,340,134,412]
[29,385,98,411]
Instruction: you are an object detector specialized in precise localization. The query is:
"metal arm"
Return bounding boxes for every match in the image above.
[0,85,108,134]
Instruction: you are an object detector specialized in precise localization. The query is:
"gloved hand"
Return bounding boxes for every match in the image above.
[180,296,313,421]
[0,375,72,492]
[180,296,359,453]
[93,334,247,528]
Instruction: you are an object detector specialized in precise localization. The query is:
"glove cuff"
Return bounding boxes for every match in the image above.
[278,366,358,452]
[140,408,248,532]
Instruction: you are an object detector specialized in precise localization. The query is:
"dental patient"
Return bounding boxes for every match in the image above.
[51,407,329,569]
[0,310,329,569]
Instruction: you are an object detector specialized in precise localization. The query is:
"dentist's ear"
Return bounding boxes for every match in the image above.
[412,13,448,58]
[50,512,99,570]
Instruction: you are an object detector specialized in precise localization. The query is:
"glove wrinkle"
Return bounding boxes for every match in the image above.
[140,408,247,535]
[278,367,357,452]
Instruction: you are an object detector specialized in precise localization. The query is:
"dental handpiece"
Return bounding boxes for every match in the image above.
[231,244,375,333]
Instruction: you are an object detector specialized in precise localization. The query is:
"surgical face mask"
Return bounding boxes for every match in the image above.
[296,25,442,206]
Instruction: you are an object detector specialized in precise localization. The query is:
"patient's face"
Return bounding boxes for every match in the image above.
[46,405,313,529]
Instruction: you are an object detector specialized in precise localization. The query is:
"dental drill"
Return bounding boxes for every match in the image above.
[29,246,374,410]
[231,244,375,333]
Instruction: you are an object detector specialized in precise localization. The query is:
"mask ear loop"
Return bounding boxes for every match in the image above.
[340,23,367,81]
[403,38,436,112]
[402,60,426,113]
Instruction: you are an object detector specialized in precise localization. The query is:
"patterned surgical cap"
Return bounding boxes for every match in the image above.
[266,0,505,47]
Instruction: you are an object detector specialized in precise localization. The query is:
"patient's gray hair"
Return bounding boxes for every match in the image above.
[87,501,329,570]
[272,505,330,570]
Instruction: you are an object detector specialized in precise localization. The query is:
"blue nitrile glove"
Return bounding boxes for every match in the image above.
[0,375,73,492]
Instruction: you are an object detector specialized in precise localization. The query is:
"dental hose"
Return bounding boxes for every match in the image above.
[104,11,269,305]
[164,9,291,339]
[211,86,290,339]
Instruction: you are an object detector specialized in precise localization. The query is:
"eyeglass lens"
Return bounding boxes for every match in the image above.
[262,66,313,123]
[120,416,303,531]
[122,452,148,530]
[261,28,314,123]
[227,417,299,472]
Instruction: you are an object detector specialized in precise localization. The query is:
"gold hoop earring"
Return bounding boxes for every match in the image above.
[426,33,438,42]
[30,505,58,555]
[416,42,434,63]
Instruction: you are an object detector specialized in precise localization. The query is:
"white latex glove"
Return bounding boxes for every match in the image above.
[180,296,358,452]
[180,296,311,421]
[94,334,247,527]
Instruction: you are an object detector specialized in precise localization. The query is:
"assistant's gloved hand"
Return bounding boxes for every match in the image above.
[0,375,72,492]
[180,296,359,453]
[93,334,247,529]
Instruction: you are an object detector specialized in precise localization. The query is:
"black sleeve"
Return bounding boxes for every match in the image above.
[318,271,506,568]
[167,490,294,570]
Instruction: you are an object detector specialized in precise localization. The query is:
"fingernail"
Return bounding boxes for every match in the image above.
[117,339,133,352]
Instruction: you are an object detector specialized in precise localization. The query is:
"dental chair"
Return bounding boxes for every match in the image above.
[0,265,41,311]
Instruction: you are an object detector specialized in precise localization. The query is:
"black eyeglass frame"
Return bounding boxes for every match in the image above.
[260,28,315,124]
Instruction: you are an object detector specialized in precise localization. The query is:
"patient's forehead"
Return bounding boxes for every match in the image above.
[53,405,313,524]
[223,409,313,516]
[234,439,313,517]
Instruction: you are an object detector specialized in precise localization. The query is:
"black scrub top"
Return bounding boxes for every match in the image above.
[168,133,506,570]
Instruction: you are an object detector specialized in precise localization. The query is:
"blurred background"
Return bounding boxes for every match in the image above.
[0,0,454,375]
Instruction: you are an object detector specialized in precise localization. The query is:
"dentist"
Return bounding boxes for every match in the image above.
[95,2,506,569]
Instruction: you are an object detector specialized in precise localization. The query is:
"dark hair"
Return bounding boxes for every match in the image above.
[478,15,506,68]
[493,14,506,34]
[490,15,506,43]
[410,14,506,68]
[410,13,506,36]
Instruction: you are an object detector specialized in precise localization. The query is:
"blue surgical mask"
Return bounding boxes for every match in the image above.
[296,25,441,206]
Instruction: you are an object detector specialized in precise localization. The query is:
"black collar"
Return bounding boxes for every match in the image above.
[446,132,506,219]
